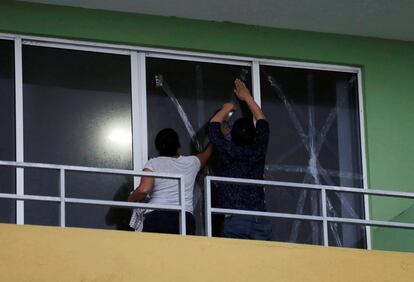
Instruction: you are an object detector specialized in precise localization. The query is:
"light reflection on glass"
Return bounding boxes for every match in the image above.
[107,128,132,146]
[22,46,133,229]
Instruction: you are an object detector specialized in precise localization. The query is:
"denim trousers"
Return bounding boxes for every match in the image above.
[222,214,272,240]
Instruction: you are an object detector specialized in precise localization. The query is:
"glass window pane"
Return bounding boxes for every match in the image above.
[24,200,59,227]
[0,39,15,161]
[0,166,16,224]
[22,46,133,227]
[66,171,133,202]
[326,191,365,220]
[324,191,367,248]
[0,199,16,224]
[266,186,321,216]
[328,222,367,249]
[24,168,59,197]
[146,58,251,157]
[23,46,132,169]
[146,58,252,234]
[272,218,323,245]
[260,66,363,186]
[0,39,16,222]
[260,66,365,247]
[0,166,15,194]
[66,203,133,231]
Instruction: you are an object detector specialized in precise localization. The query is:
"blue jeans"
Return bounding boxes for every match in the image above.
[223,215,272,241]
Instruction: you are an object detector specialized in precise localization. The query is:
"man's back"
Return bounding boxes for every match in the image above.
[208,119,269,211]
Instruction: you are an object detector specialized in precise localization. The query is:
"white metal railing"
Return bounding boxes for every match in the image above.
[204,176,414,247]
[0,160,188,235]
[1,161,414,246]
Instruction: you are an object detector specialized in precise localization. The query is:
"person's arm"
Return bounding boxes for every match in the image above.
[208,102,236,155]
[196,144,213,170]
[234,78,266,120]
[127,168,155,202]
[254,120,270,156]
[210,102,235,123]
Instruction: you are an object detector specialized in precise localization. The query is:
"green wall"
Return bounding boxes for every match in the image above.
[372,205,414,252]
[1,0,413,251]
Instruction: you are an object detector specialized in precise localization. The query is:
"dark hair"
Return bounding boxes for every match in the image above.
[231,118,255,145]
[155,128,180,157]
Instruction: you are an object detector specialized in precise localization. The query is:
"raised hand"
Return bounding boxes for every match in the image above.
[233,79,265,120]
[234,79,252,101]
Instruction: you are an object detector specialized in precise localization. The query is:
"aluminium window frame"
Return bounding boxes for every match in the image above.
[0,32,370,248]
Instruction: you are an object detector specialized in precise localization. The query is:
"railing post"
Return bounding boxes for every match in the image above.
[364,193,372,250]
[179,175,186,235]
[321,187,328,246]
[59,168,65,227]
[205,176,212,237]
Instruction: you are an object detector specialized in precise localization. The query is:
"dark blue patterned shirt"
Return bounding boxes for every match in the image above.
[207,119,269,211]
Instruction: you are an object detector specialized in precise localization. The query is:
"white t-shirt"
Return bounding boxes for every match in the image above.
[144,155,201,214]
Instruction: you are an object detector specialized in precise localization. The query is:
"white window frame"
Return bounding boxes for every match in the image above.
[0,32,370,248]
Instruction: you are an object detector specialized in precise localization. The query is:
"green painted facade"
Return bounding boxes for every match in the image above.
[0,0,413,251]
[372,204,414,252]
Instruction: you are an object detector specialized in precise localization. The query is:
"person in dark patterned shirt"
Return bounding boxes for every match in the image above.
[207,78,271,240]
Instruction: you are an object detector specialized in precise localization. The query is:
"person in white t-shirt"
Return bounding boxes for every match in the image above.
[128,128,212,235]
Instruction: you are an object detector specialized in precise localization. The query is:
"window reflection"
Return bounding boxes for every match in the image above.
[22,46,133,228]
[260,66,365,248]
[23,46,132,169]
[146,58,252,235]
[0,39,16,223]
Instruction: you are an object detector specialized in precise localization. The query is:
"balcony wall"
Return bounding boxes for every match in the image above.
[0,224,413,281]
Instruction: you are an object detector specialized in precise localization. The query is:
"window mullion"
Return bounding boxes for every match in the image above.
[14,37,24,224]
